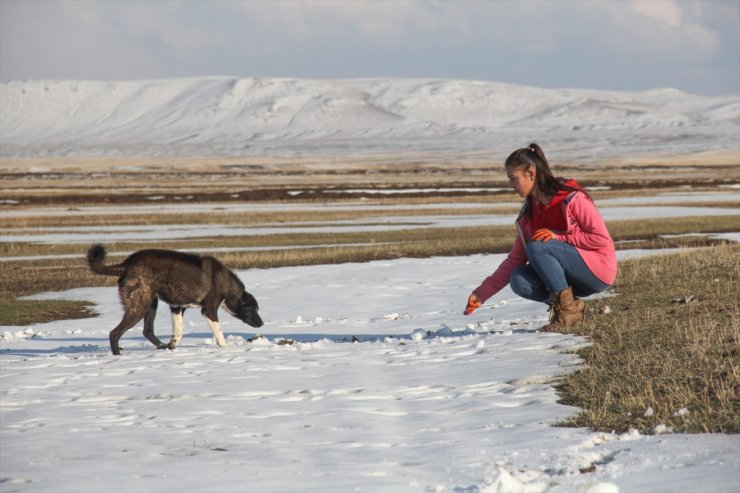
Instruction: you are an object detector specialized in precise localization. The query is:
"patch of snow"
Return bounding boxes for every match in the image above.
[1,251,738,492]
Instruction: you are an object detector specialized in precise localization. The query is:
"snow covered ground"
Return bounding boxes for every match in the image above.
[1,256,738,493]
[2,249,739,492]
[1,75,739,491]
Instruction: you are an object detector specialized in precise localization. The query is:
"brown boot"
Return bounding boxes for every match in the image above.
[541,287,585,332]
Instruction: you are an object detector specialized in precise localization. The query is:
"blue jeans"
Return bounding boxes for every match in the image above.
[510,240,610,303]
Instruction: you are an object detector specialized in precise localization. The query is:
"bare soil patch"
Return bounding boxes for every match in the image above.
[2,150,737,207]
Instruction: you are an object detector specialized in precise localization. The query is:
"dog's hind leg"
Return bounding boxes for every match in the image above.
[109,306,148,356]
[167,306,185,350]
[142,298,167,349]
[110,282,154,355]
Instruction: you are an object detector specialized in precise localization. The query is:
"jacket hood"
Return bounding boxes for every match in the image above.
[558,178,582,197]
[532,179,582,209]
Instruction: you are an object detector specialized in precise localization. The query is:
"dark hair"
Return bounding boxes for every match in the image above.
[505,143,585,198]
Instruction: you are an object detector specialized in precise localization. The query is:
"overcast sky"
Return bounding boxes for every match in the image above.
[1,0,738,96]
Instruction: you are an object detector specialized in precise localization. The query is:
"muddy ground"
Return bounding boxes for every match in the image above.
[1,149,738,206]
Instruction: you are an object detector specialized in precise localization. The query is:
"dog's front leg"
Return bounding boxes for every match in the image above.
[205,317,228,347]
[202,303,227,348]
[167,306,185,350]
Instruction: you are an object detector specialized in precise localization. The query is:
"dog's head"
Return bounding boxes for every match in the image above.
[226,291,264,328]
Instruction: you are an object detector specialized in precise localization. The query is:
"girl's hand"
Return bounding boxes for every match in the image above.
[464,293,481,315]
[532,228,555,242]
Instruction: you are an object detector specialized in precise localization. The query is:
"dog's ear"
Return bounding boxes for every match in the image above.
[224,293,240,311]
[225,291,257,313]
[241,291,259,309]
[226,290,263,327]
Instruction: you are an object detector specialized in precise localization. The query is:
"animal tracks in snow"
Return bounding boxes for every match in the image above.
[2,254,738,492]
[1,326,582,491]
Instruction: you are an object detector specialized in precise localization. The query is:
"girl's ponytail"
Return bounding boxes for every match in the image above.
[505,143,589,199]
[526,143,547,165]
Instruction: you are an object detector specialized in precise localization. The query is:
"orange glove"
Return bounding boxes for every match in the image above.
[532,228,556,242]
[464,293,482,315]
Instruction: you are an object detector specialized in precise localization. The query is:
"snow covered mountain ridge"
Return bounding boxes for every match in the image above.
[1,77,737,158]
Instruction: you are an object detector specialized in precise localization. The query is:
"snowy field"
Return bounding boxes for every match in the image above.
[1,76,739,492]
[2,219,739,492]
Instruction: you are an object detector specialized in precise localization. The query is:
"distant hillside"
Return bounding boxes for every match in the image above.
[1,77,737,159]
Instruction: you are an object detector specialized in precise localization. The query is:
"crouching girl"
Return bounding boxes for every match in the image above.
[464,143,617,332]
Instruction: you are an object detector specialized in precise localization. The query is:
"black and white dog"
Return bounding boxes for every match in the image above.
[87,244,263,355]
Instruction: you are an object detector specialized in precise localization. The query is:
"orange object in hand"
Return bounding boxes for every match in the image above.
[464,293,481,315]
[532,228,555,242]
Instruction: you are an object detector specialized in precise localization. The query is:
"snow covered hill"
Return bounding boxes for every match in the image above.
[1,77,738,158]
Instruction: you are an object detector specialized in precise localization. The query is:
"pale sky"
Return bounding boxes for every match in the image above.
[1,0,738,96]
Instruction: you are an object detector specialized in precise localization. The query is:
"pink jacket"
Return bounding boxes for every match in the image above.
[473,191,617,303]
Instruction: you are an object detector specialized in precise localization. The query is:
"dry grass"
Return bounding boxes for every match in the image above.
[0,224,515,325]
[2,208,738,260]
[3,225,737,435]
[1,155,739,435]
[2,212,738,324]
[0,203,520,230]
[0,261,103,325]
[3,148,739,209]
[557,243,740,433]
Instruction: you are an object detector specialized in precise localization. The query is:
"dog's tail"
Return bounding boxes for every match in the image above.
[86,244,125,277]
